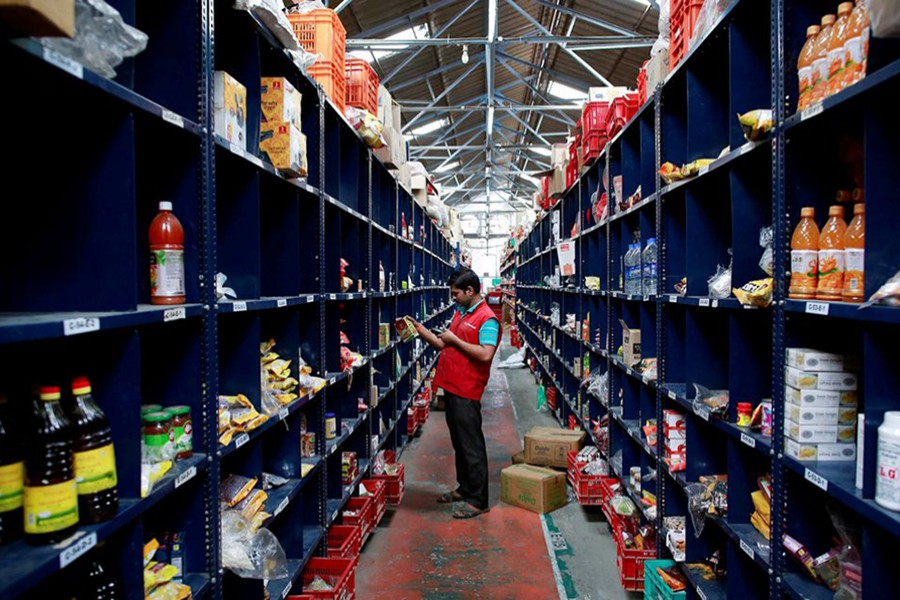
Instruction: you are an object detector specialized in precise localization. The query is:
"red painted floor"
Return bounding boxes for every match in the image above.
[356,365,560,599]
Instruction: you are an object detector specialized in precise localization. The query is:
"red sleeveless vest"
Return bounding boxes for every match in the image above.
[434,300,500,401]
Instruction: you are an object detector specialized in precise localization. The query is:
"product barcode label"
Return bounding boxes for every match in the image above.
[329,377,336,385]
[741,433,756,448]
[282,581,292,599]
[740,538,755,560]
[697,409,709,422]
[277,298,287,308]
[161,109,185,129]
[234,433,250,449]
[805,301,829,316]
[60,532,97,568]
[642,376,650,385]
[711,299,719,308]
[699,298,710,307]
[175,466,197,489]
[275,497,289,517]
[643,295,649,302]
[307,295,315,303]
[233,301,247,312]
[329,293,337,300]
[697,588,708,600]
[669,295,677,303]
[668,390,677,400]
[278,407,289,421]
[63,317,100,336]
[805,468,828,491]
[801,103,824,121]
[44,48,83,79]
[164,308,186,322]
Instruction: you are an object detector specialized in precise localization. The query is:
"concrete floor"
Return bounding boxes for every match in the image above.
[356,338,640,599]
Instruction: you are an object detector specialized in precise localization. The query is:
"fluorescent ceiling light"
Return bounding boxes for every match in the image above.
[434,161,459,173]
[548,81,587,101]
[409,118,447,136]
[486,106,495,133]
[356,24,430,63]
[487,0,497,41]
[528,146,552,157]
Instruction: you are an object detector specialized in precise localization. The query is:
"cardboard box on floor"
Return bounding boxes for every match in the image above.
[524,426,585,469]
[501,464,567,514]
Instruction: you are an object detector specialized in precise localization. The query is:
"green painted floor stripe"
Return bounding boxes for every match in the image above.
[541,513,579,599]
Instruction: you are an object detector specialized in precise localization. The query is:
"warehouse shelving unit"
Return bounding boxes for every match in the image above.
[0,2,452,599]
[516,1,900,598]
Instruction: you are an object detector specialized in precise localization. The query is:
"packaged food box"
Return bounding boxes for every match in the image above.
[260,77,302,131]
[786,421,857,444]
[663,409,685,429]
[214,71,247,148]
[619,319,641,367]
[663,437,686,453]
[785,438,857,462]
[663,424,686,440]
[524,426,585,468]
[784,366,857,391]
[378,324,390,348]
[785,348,848,372]
[786,404,841,426]
[785,385,858,408]
[394,316,418,343]
[259,122,306,177]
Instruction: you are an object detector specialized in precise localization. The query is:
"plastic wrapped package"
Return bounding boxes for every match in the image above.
[216,273,238,300]
[829,506,863,599]
[234,0,300,51]
[869,0,900,37]
[738,110,774,142]
[692,384,729,420]
[708,260,732,299]
[861,270,900,307]
[40,0,148,79]
[565,313,577,333]
[650,0,669,57]
[284,1,327,14]
[344,106,386,149]
[758,226,774,276]
[221,509,288,579]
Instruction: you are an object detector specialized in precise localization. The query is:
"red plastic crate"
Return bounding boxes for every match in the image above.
[637,61,648,106]
[300,557,356,600]
[407,405,420,436]
[605,94,640,139]
[287,9,346,70]
[308,60,346,113]
[565,161,577,189]
[568,414,578,430]
[327,524,362,567]
[581,101,610,137]
[581,131,608,165]
[287,596,315,600]
[342,496,374,541]
[510,327,521,348]
[546,386,557,411]
[615,526,656,592]
[360,478,387,526]
[372,462,405,505]
[540,176,550,209]
[345,58,379,115]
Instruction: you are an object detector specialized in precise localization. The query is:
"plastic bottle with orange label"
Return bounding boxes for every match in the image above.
[797,25,821,111]
[789,207,819,299]
[816,205,848,301]
[843,0,870,88]
[810,14,836,106]
[843,203,865,302]
[826,3,854,97]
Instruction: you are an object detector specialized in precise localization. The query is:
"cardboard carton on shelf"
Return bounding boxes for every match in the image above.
[784,385,858,409]
[619,319,641,367]
[214,71,247,149]
[260,77,302,131]
[784,367,857,392]
[785,348,853,373]
[0,0,74,37]
[645,51,669,93]
[785,438,857,462]
[523,426,585,468]
[259,123,306,177]
[551,143,568,167]
[587,86,630,103]
[501,464,567,514]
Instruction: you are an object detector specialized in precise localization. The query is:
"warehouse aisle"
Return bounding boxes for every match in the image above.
[357,338,636,599]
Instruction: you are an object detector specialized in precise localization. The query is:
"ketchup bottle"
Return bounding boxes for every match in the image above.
[149,202,185,305]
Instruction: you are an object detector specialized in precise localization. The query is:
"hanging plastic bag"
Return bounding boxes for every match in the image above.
[234,0,300,51]
[758,226,774,276]
[707,254,733,299]
[221,509,289,579]
[829,505,863,599]
[869,0,900,38]
[685,483,710,537]
[692,384,729,420]
[537,385,547,410]
[860,270,900,308]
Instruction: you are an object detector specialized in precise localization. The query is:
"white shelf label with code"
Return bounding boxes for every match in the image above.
[282,581,292,599]
[60,532,97,568]
[740,538,755,560]
[44,48,84,79]
[805,468,828,491]
[233,301,247,312]
[230,142,243,156]
[278,407,289,421]
[697,587,708,600]
[234,433,250,449]
[164,308,186,322]
[699,298,711,307]
[805,301,830,316]
[741,433,756,448]
[699,165,710,176]
[161,110,185,129]
[307,295,315,303]
[175,465,197,489]
[668,390,677,400]
[277,298,287,308]
[668,295,677,303]
[801,103,824,121]
[64,317,100,336]
[275,497,289,517]
[329,294,337,300]
[711,299,719,308]
[696,409,709,422]
[741,142,756,156]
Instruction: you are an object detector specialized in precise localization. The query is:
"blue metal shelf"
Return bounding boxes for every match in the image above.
[610,408,656,460]
[214,135,319,195]
[221,391,322,458]
[611,356,657,389]
[326,413,370,457]
[184,573,212,599]
[265,527,324,600]
[680,563,728,600]
[217,294,319,314]
[658,139,770,197]
[716,520,771,572]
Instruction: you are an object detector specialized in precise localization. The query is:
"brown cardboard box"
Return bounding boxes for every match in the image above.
[501,464,568,514]
[645,51,670,94]
[511,450,526,465]
[619,319,641,367]
[524,426,585,468]
[0,0,74,37]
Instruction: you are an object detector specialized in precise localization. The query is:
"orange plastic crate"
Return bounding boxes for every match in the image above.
[345,58,379,115]
[327,524,362,567]
[300,557,355,600]
[287,9,346,69]
[308,60,346,113]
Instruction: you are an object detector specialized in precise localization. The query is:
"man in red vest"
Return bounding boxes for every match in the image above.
[410,268,501,519]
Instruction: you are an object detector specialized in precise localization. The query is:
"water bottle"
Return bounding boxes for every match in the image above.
[624,244,635,294]
[643,238,658,296]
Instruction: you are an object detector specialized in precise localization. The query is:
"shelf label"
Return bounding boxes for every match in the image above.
[278,407,289,421]
[282,581,292,599]
[230,142,243,156]
[668,295,678,304]
[329,377,336,386]
[642,295,649,302]
[161,109,185,129]
[277,298,288,308]
[307,295,315,303]
[668,390,677,400]
[44,48,83,79]
[711,299,719,308]
[275,497,289,517]
[740,433,756,448]
[801,103,824,121]
[175,465,197,489]
[698,165,710,176]
[163,308,186,322]
[60,532,97,568]
[805,301,829,316]
[699,298,710,307]
[63,317,100,336]
[740,538,755,560]
[697,587,708,600]
[741,143,755,156]
[234,433,250,449]
[696,409,710,422]
[804,468,828,491]
[329,293,337,300]
[233,301,247,312]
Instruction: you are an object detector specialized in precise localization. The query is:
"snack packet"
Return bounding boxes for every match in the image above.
[738,109,773,141]
[733,278,774,307]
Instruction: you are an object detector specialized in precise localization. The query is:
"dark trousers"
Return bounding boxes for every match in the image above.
[444,391,489,510]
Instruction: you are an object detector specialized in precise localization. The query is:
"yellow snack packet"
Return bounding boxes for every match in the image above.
[144,561,179,593]
[738,109,773,141]
[260,338,277,354]
[733,278,774,307]
[143,538,160,567]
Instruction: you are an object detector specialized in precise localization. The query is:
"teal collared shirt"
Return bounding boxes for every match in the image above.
[456,299,500,346]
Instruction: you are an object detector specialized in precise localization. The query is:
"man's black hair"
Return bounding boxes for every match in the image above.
[447,268,481,294]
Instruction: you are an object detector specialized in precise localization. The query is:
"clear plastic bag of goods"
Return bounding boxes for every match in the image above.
[861,270,900,308]
[345,107,386,149]
[40,0,148,79]
[650,0,669,57]
[692,384,729,420]
[221,509,288,579]
[234,0,300,51]
[285,1,327,14]
[707,260,732,299]
[869,0,900,37]
[758,226,774,276]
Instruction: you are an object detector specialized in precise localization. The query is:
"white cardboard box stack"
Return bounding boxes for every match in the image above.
[374,84,405,169]
[783,347,858,462]
[663,409,686,470]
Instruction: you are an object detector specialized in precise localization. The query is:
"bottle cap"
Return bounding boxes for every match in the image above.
[807,25,820,36]
[159,201,173,211]
[838,2,853,15]
[167,405,191,416]
[853,203,865,215]
[71,376,92,395]
[821,14,836,26]
[800,207,815,217]
[39,386,61,401]
[828,205,844,217]
[884,412,900,429]
[142,411,173,423]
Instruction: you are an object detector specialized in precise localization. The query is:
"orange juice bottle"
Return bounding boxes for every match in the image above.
[827,3,854,97]
[798,25,821,111]
[810,14,836,106]
[843,203,865,302]
[816,205,847,301]
[790,207,820,299]
[844,0,870,87]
